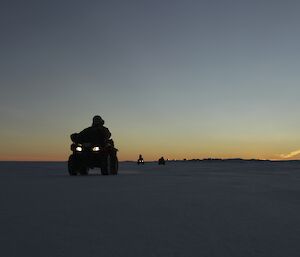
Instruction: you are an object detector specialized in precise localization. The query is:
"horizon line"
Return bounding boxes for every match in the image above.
[1,158,300,163]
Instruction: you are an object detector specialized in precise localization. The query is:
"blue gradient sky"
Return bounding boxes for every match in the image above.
[1,0,300,161]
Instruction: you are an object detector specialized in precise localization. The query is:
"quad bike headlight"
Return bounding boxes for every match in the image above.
[93,146,100,152]
[75,146,83,152]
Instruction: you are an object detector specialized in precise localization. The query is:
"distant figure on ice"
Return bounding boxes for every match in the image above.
[158,156,165,165]
[137,154,144,165]
[71,115,112,146]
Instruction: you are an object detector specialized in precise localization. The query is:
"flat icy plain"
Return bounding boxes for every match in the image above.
[1,161,300,257]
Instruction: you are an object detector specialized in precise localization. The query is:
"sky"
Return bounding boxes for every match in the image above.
[1,0,300,161]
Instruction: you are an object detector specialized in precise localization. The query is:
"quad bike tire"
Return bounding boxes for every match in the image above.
[79,167,89,175]
[68,155,79,176]
[68,155,89,176]
[101,153,118,175]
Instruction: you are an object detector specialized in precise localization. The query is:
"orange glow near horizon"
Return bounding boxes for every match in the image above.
[1,117,300,162]
[1,146,300,162]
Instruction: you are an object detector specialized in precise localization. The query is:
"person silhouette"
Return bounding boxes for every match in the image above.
[71,115,112,146]
[68,115,118,176]
[137,154,144,164]
[158,156,165,165]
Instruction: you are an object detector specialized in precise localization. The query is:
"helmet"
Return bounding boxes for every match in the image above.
[92,115,104,126]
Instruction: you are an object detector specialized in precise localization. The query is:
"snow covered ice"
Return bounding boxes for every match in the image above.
[1,161,300,257]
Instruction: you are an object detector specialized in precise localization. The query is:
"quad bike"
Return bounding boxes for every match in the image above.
[137,155,144,165]
[137,158,144,165]
[158,157,165,165]
[68,136,118,176]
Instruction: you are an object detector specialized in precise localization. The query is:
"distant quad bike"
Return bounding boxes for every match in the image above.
[158,157,165,165]
[68,137,118,176]
[137,159,144,165]
[137,155,144,165]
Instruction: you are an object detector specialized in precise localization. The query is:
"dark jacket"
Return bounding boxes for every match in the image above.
[72,125,111,146]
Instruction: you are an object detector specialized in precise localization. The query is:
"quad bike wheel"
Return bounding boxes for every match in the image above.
[101,153,118,175]
[68,155,89,176]
[68,155,79,176]
[79,167,89,175]
[110,155,118,175]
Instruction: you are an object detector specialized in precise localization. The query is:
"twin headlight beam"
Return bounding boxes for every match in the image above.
[75,146,101,152]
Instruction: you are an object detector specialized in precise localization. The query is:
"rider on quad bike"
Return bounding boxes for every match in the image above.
[72,115,111,146]
[137,154,144,165]
[68,115,118,176]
